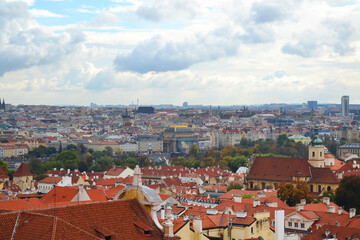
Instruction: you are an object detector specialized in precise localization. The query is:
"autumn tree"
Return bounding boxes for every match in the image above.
[277,181,311,206]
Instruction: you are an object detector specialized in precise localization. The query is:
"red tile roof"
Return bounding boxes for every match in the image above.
[39,176,62,184]
[13,162,33,177]
[0,166,9,179]
[303,225,360,239]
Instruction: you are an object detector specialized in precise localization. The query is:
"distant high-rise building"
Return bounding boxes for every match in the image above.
[341,96,349,116]
[307,101,318,110]
[183,102,188,108]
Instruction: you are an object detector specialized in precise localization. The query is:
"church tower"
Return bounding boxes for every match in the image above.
[308,124,325,168]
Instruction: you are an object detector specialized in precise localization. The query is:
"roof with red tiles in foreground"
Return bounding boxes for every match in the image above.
[0,199,165,240]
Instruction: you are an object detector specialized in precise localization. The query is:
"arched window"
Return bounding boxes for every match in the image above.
[327,186,331,191]
[312,152,315,157]
[310,185,313,192]
[261,182,266,190]
[318,185,322,193]
[250,182,254,189]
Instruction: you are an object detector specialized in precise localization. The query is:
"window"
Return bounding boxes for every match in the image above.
[310,185,313,192]
[251,227,254,235]
[295,223,298,228]
[320,152,322,157]
[288,222,292,227]
[301,223,305,228]
[327,186,331,191]
[312,152,315,157]
[318,185,322,193]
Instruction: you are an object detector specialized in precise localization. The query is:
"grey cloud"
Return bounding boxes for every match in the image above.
[0,1,85,76]
[86,70,116,90]
[240,25,274,44]
[282,20,355,57]
[251,2,286,23]
[136,0,197,22]
[114,27,241,73]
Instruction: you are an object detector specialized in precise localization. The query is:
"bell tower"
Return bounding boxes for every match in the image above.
[308,124,325,168]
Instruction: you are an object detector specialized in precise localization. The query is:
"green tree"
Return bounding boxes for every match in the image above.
[27,158,43,175]
[228,156,247,172]
[335,176,360,211]
[56,149,81,170]
[103,146,114,157]
[227,182,243,191]
[66,144,78,151]
[125,158,138,169]
[277,181,311,207]
[189,144,199,158]
[0,158,9,174]
[277,134,289,147]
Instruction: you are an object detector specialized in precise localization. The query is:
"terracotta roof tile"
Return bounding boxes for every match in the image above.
[13,163,33,177]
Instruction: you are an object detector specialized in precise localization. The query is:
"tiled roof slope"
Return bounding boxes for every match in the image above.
[0,166,9,179]
[248,157,339,184]
[13,163,33,177]
[1,199,164,240]
[33,199,164,239]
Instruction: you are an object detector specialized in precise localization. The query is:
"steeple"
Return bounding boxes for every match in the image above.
[2,99,5,112]
[308,124,325,168]
[312,124,323,147]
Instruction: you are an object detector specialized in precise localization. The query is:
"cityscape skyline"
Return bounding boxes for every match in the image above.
[1,0,360,105]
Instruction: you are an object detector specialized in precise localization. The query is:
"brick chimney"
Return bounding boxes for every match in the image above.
[162,206,174,237]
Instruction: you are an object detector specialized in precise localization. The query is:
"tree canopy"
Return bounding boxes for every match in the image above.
[335,176,360,211]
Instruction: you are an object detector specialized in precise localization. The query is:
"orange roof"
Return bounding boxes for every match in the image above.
[13,163,33,177]
[39,176,62,184]
[104,185,125,199]
[86,189,107,202]
[0,166,9,179]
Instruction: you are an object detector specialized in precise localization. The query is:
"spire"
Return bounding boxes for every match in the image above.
[132,165,142,187]
[312,124,323,146]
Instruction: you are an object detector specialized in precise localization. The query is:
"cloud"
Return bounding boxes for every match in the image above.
[282,18,355,57]
[263,71,286,81]
[29,9,66,18]
[136,0,197,22]
[0,1,85,76]
[113,26,244,73]
[251,2,287,23]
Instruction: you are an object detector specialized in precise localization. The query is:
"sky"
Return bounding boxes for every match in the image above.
[1,0,360,106]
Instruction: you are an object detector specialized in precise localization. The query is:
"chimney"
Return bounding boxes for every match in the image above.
[161,208,165,220]
[323,197,330,206]
[296,204,304,211]
[275,210,285,240]
[162,206,174,237]
[133,165,142,187]
[258,192,266,198]
[350,208,356,218]
[206,209,218,215]
[338,207,343,215]
[233,194,242,203]
[327,206,336,213]
[253,198,260,208]
[193,217,202,234]
[67,169,70,174]
[53,168,56,171]
[236,211,247,218]
[300,199,306,205]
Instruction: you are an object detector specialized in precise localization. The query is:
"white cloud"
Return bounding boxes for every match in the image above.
[29,9,66,18]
